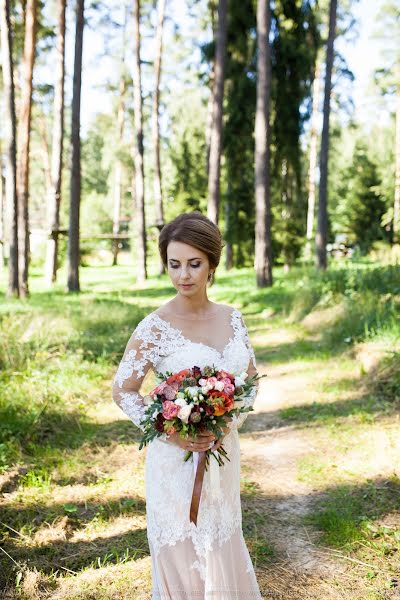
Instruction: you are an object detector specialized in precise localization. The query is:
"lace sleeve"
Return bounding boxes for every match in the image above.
[112,314,163,434]
[227,312,259,432]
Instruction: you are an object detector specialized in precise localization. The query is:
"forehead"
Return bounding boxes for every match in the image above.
[167,240,208,261]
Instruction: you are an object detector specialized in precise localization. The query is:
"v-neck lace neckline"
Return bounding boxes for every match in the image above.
[151,308,240,358]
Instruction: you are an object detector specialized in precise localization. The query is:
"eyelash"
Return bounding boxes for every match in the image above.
[170,264,201,269]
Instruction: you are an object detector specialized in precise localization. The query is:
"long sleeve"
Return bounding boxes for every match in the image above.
[112,315,160,433]
[227,313,259,432]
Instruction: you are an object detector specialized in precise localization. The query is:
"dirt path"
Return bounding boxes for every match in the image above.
[239,352,357,599]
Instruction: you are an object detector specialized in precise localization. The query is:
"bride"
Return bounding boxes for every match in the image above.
[112,211,262,599]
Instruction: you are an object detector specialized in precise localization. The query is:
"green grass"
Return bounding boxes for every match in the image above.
[0,257,399,597]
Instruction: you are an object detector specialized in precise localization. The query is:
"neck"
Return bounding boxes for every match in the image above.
[172,290,213,315]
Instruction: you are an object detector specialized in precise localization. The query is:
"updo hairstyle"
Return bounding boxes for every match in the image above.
[158,212,223,285]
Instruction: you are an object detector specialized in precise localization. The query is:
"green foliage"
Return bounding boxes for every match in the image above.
[271,0,320,266]
[334,142,389,253]
[223,0,257,267]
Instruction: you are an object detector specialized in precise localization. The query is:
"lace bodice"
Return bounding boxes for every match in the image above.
[112,306,258,435]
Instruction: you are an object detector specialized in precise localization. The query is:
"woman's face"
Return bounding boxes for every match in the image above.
[166,241,211,296]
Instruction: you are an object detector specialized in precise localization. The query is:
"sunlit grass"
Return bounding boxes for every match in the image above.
[0,257,399,596]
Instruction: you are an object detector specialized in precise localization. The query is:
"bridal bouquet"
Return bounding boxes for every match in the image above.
[138,364,262,468]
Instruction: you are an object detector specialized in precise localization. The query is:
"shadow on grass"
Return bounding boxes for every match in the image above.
[304,474,400,550]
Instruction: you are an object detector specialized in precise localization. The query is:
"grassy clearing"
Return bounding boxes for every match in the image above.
[0,257,399,598]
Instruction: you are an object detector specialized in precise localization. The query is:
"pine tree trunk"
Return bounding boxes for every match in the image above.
[224,182,233,269]
[16,0,37,298]
[394,76,400,244]
[45,0,66,284]
[132,0,147,282]
[112,5,128,268]
[0,152,5,270]
[0,0,19,297]
[305,57,321,259]
[207,0,227,225]
[152,0,166,276]
[68,0,84,293]
[38,112,52,193]
[316,0,337,270]
[255,0,273,287]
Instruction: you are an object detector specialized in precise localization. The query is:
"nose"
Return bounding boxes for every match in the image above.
[179,265,191,280]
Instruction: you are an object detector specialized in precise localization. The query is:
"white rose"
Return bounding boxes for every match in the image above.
[178,404,192,424]
[214,381,224,391]
[201,384,212,394]
[199,378,207,386]
[234,375,246,387]
[187,386,200,397]
[143,395,154,406]
[175,397,187,408]
[234,399,246,409]
[240,371,248,380]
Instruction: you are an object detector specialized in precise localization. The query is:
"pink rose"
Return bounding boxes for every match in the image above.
[162,400,180,420]
[207,377,218,388]
[152,381,168,395]
[164,385,177,401]
[221,377,232,385]
[224,383,235,395]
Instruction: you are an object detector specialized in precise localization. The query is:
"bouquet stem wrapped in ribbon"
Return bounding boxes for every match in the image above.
[138,365,265,525]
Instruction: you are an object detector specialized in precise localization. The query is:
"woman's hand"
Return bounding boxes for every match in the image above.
[167,430,217,452]
[211,421,231,451]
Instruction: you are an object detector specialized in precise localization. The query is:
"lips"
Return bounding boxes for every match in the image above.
[180,284,193,288]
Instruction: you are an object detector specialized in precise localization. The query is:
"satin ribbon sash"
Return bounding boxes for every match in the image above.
[189,450,222,526]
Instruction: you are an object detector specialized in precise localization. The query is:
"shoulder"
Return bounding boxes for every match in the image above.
[131,311,166,340]
[215,302,242,319]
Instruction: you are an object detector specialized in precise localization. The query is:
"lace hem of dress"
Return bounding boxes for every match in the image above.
[148,514,243,582]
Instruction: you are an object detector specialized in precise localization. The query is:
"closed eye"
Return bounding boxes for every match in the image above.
[170,264,201,269]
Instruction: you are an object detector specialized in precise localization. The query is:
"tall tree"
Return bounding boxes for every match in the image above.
[68,0,85,292]
[207,0,227,225]
[305,56,321,258]
[0,0,19,297]
[395,66,400,244]
[16,0,38,297]
[152,0,166,275]
[111,5,128,267]
[132,0,147,282]
[372,2,400,244]
[271,0,319,270]
[0,153,4,270]
[255,0,272,287]
[45,0,66,284]
[316,0,337,270]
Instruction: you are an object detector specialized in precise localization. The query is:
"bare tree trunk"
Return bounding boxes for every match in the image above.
[112,5,128,268]
[16,0,37,298]
[224,181,233,269]
[0,0,19,297]
[112,81,125,266]
[394,75,400,245]
[46,0,66,284]
[205,65,215,176]
[316,0,337,270]
[0,155,5,270]
[152,0,166,276]
[132,0,147,282]
[68,0,84,293]
[207,0,227,225]
[305,57,321,259]
[255,0,273,287]
[38,112,52,192]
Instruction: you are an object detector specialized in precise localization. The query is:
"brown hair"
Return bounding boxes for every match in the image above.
[158,212,223,284]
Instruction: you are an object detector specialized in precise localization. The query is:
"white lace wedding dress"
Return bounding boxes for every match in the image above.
[112,305,262,600]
